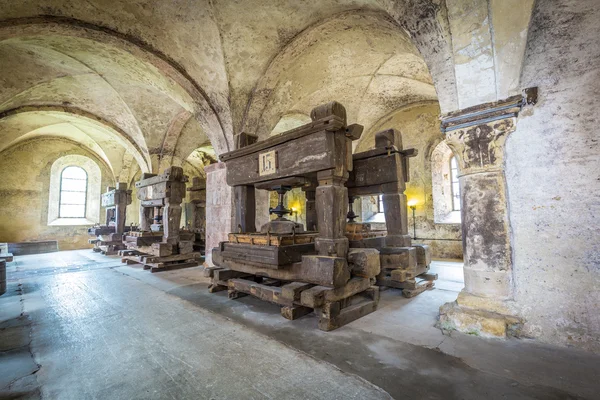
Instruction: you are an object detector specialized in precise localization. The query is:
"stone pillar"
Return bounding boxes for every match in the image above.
[439,96,527,338]
[204,162,233,267]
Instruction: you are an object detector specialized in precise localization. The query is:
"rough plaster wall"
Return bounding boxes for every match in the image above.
[507,0,600,352]
[357,102,462,259]
[0,138,112,250]
[445,0,534,109]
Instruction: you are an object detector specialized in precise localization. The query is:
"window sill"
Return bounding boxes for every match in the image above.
[48,218,96,226]
[365,213,386,223]
[434,211,462,225]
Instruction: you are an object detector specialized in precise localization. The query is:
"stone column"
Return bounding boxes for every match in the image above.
[204,163,233,267]
[439,96,528,338]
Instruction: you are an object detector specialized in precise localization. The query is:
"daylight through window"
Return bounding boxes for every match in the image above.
[59,166,87,218]
[450,156,460,211]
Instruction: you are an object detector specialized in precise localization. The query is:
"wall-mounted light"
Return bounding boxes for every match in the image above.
[407,199,417,239]
[290,204,299,222]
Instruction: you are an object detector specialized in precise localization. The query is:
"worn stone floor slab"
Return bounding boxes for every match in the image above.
[2,250,599,400]
[9,258,390,399]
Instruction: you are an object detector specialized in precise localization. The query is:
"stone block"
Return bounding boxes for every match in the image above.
[151,242,174,257]
[347,248,380,278]
[379,247,416,270]
[463,268,513,299]
[413,244,432,266]
[439,296,523,339]
[179,240,194,255]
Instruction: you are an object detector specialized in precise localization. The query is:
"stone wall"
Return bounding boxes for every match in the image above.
[506,0,600,352]
[0,138,113,250]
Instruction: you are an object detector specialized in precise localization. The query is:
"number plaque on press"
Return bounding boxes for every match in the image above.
[258,150,277,176]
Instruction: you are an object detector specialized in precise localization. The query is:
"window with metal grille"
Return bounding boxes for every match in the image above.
[59,166,87,218]
[450,156,460,211]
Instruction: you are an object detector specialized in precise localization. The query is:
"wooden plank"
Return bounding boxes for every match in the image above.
[419,273,438,281]
[227,279,286,305]
[220,242,315,268]
[0,253,14,262]
[318,287,380,331]
[220,115,345,161]
[147,252,202,263]
[402,281,435,298]
[300,277,372,308]
[214,251,350,288]
[224,130,339,186]
[281,305,313,320]
[281,282,314,303]
[348,153,403,188]
[227,233,317,247]
[213,268,255,282]
[149,260,199,273]
[377,277,418,290]
[254,176,313,190]
[203,266,224,278]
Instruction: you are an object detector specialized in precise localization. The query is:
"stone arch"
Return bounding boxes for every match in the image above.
[0,17,230,157]
[0,106,151,175]
[241,9,440,139]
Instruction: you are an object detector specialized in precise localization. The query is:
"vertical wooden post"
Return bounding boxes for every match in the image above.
[105,208,115,227]
[315,170,348,258]
[114,183,129,235]
[382,187,411,247]
[303,187,317,231]
[139,206,153,231]
[163,200,181,244]
[234,185,256,233]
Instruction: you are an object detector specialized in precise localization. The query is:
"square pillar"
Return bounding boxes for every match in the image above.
[204,162,233,267]
[439,95,529,338]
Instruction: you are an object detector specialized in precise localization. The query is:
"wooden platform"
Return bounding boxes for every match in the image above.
[0,253,14,262]
[92,240,126,256]
[207,267,379,331]
[377,272,437,298]
[120,251,203,273]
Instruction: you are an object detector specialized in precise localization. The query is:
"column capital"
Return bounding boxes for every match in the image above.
[445,117,516,174]
[440,93,532,174]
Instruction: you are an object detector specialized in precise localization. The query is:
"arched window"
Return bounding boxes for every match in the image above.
[431,140,461,224]
[450,156,460,211]
[59,166,88,218]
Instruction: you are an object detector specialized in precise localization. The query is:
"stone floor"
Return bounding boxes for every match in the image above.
[1,250,599,400]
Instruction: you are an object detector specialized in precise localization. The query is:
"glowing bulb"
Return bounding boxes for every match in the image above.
[407,199,418,207]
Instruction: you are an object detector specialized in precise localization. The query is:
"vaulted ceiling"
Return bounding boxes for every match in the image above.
[0,0,535,180]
